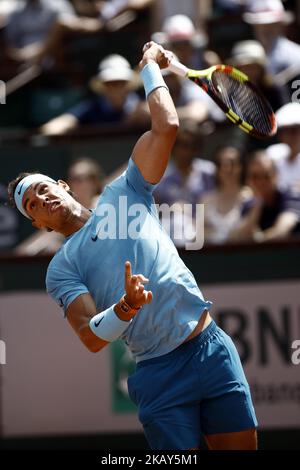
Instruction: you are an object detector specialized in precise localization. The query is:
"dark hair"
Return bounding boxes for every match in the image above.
[213,145,244,187]
[67,157,104,194]
[247,150,277,174]
[213,144,243,166]
[7,172,35,208]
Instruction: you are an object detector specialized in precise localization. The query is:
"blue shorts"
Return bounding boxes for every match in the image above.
[127,320,257,450]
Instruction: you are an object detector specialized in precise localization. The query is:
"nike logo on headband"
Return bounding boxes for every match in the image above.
[17,182,25,195]
[94,317,104,328]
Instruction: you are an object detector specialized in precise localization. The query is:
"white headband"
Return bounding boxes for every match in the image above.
[14,174,56,219]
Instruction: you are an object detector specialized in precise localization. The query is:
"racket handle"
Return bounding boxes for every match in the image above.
[168,60,189,78]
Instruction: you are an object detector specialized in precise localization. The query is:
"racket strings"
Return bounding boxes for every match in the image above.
[211,71,274,136]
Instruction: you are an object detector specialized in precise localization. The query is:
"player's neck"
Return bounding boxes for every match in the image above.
[60,205,92,237]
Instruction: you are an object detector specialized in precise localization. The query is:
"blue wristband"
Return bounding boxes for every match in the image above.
[141,62,169,99]
[89,305,132,342]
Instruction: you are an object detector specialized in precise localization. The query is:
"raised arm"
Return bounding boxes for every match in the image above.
[132,42,179,184]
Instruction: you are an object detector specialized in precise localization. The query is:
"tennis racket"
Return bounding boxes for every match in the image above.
[168,60,277,139]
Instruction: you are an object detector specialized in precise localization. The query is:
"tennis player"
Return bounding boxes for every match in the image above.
[8,41,257,450]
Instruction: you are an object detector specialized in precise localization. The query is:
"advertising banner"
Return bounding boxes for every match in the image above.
[1,280,299,435]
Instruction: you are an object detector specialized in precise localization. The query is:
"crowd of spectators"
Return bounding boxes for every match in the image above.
[0,0,300,253]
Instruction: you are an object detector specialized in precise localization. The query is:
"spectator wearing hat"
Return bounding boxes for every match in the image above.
[40,54,149,135]
[266,102,300,192]
[152,14,220,70]
[228,39,288,111]
[243,0,300,89]
[151,0,211,30]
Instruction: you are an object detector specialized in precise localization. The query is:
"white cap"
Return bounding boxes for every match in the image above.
[160,14,207,48]
[229,40,266,66]
[243,0,294,25]
[275,103,300,129]
[163,15,195,41]
[97,54,133,82]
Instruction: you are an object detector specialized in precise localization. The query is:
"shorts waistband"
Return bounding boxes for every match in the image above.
[181,319,217,350]
[136,320,218,368]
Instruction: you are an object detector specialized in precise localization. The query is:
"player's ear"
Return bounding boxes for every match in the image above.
[58,179,70,191]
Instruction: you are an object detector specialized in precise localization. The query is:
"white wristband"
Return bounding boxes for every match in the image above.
[141,62,168,98]
[89,305,132,342]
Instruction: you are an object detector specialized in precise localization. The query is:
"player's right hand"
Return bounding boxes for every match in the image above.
[139,41,173,71]
[124,261,153,309]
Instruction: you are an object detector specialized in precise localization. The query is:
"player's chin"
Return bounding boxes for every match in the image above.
[53,202,69,222]
[60,203,72,221]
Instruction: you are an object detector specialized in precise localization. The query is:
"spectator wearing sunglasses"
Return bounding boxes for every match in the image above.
[230,150,300,242]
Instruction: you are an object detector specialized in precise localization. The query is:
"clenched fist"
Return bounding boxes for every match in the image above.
[139,41,173,71]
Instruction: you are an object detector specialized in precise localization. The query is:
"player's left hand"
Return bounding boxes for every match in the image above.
[124,260,153,309]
